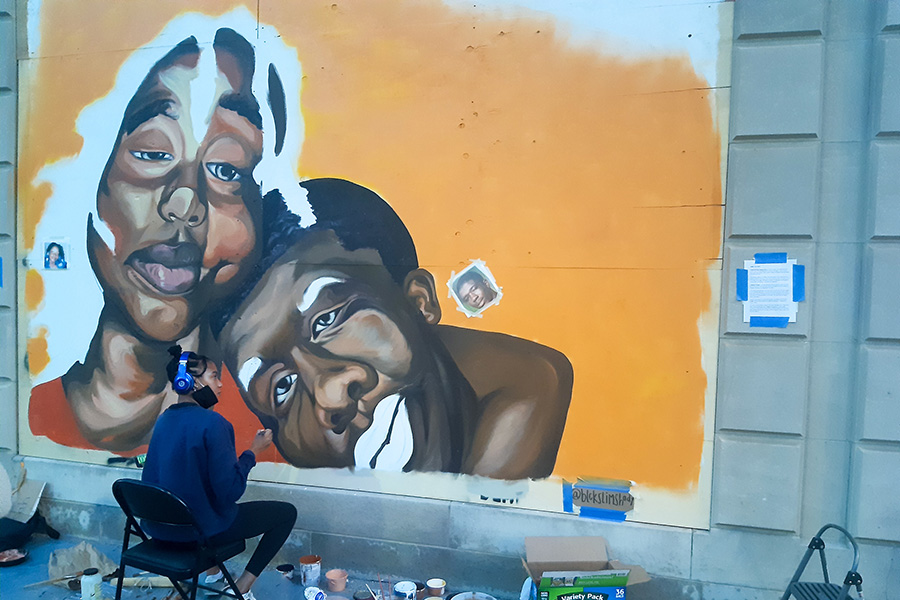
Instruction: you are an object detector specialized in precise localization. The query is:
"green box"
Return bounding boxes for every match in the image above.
[538,569,629,600]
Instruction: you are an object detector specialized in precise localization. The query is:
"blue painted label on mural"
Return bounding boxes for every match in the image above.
[563,479,633,521]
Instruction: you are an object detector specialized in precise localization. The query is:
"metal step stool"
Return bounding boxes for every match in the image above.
[781,524,863,600]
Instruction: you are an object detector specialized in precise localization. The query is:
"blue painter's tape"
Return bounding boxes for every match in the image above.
[578,507,627,522]
[736,268,748,301]
[575,481,632,494]
[562,481,573,513]
[754,252,787,264]
[793,264,805,302]
[750,316,789,328]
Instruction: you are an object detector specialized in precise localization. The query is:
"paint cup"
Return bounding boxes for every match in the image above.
[299,554,322,586]
[305,587,327,600]
[326,569,349,592]
[415,582,426,600]
[276,563,295,579]
[394,581,417,600]
[426,579,446,596]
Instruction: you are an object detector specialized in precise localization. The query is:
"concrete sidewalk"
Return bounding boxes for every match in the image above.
[1,535,512,600]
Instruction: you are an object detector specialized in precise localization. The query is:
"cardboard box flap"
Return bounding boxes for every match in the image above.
[524,536,649,587]
[608,560,650,585]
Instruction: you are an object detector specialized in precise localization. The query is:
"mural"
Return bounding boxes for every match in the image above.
[18,0,731,526]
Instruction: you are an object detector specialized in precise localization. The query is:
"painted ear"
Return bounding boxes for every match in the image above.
[404,269,441,325]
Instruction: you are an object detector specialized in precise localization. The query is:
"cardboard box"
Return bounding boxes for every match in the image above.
[523,537,650,600]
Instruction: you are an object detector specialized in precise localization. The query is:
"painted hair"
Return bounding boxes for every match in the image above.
[210,178,418,335]
[44,243,65,260]
[164,344,209,385]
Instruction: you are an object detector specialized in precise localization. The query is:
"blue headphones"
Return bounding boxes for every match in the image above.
[172,352,194,395]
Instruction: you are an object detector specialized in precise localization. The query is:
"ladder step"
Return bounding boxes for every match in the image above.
[788,581,844,600]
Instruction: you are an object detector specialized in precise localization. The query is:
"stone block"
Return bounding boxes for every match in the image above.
[865,243,900,340]
[449,502,692,579]
[0,236,13,308]
[822,40,872,142]
[819,142,865,243]
[849,445,900,541]
[0,307,13,381]
[0,93,13,163]
[734,0,825,37]
[806,342,854,440]
[859,345,900,442]
[242,480,451,546]
[726,141,819,236]
[716,339,807,435]
[731,41,824,138]
[0,378,15,449]
[810,242,862,342]
[828,0,875,40]
[722,243,813,337]
[692,527,807,588]
[870,141,900,237]
[712,435,803,531]
[874,36,900,134]
[881,0,900,30]
[0,18,14,91]
[799,440,850,538]
[0,165,12,237]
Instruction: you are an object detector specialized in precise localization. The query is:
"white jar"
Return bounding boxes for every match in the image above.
[80,567,102,600]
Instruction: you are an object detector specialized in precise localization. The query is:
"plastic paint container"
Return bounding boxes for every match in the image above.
[80,568,102,600]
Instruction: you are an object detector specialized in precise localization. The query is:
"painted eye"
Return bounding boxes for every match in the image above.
[311,309,339,339]
[273,373,297,407]
[206,162,242,181]
[130,150,173,161]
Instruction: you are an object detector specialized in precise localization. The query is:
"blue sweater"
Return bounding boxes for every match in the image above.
[141,403,256,541]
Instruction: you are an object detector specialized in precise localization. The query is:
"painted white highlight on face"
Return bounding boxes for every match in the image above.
[28,8,309,384]
[297,276,345,313]
[237,357,263,391]
[354,394,413,471]
[187,48,219,155]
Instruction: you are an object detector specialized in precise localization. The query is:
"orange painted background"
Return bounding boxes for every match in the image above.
[19,0,722,490]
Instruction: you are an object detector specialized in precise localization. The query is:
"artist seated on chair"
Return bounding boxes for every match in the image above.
[141,345,297,600]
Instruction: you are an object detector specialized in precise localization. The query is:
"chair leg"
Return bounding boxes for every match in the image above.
[114,568,125,600]
[190,574,198,600]
[220,562,243,599]
[169,577,192,600]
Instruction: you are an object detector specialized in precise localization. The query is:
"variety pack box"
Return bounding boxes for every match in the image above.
[523,537,649,600]
[539,569,630,600]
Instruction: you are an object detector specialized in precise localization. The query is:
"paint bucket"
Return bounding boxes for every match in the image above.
[326,568,349,592]
[426,579,446,597]
[415,581,427,600]
[305,587,327,600]
[276,563,295,579]
[299,554,322,586]
[394,581,417,600]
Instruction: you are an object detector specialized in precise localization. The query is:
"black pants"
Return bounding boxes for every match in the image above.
[209,501,297,576]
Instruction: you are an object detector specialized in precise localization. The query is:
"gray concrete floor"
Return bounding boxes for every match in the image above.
[0,535,515,600]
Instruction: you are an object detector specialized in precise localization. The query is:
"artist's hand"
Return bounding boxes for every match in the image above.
[250,429,273,455]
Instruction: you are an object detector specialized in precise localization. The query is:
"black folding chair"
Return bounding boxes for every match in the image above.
[112,478,245,600]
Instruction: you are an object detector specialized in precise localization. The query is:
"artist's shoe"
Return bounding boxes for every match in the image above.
[242,591,256,600]
[204,571,224,584]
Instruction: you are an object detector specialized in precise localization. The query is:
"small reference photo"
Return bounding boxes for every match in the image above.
[447,260,502,317]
